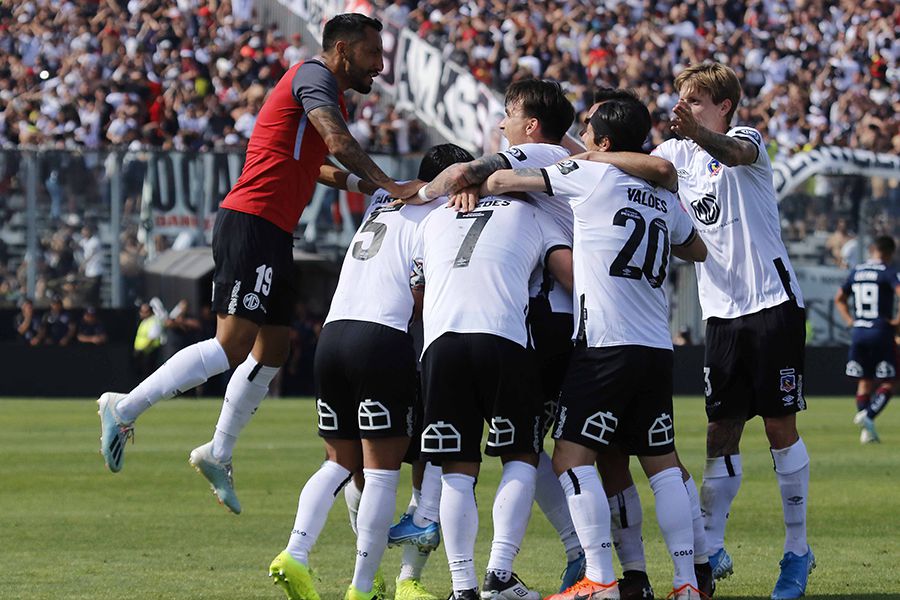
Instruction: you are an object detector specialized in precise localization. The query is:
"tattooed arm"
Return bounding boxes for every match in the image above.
[317,159,379,195]
[671,102,757,167]
[480,167,549,197]
[570,151,677,191]
[307,106,422,198]
[418,153,512,202]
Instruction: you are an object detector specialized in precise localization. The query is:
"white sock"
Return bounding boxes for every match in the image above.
[684,476,709,563]
[701,454,742,552]
[441,473,479,592]
[211,354,278,462]
[771,438,810,556]
[558,466,616,585]
[118,338,229,422]
[414,462,442,526]
[285,461,352,564]
[352,468,401,593]
[406,488,421,516]
[487,461,537,577]
[608,484,646,573]
[649,468,697,589]
[535,451,582,561]
[399,545,431,581]
[345,476,363,535]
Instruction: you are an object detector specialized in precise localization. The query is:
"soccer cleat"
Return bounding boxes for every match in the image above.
[346,585,378,600]
[189,442,241,514]
[666,583,708,599]
[559,553,586,592]
[97,392,133,473]
[770,546,815,599]
[373,569,387,600]
[544,577,620,600]
[447,589,478,600]
[395,577,440,600]
[481,571,540,600]
[854,410,880,443]
[618,570,654,600]
[389,513,441,551]
[694,561,715,598]
[269,551,320,600]
[708,548,733,580]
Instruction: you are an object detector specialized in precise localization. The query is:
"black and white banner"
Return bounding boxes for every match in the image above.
[774,146,900,200]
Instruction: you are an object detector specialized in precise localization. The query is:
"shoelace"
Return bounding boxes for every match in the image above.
[119,423,135,445]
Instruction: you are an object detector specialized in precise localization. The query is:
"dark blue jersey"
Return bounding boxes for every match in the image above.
[841,260,900,330]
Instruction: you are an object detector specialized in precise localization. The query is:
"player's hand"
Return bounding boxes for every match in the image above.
[386,179,425,201]
[447,185,479,213]
[671,101,700,139]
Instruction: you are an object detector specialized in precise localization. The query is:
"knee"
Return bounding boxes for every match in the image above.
[216,333,256,368]
[706,419,743,456]
[763,417,799,449]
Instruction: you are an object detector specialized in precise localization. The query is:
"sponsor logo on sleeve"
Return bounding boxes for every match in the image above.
[556,159,579,175]
[508,147,527,161]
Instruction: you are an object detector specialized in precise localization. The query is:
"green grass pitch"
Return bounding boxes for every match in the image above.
[1,397,898,599]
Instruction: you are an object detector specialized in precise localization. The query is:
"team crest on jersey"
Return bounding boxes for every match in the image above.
[556,160,579,175]
[779,368,797,393]
[706,159,722,177]
[508,147,527,161]
[690,193,720,225]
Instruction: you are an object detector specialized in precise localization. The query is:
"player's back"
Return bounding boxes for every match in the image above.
[418,197,554,351]
[326,189,436,332]
[844,260,899,330]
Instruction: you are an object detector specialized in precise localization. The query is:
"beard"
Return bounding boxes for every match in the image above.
[348,64,375,94]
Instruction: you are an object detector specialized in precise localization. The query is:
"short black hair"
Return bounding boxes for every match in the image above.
[504,79,575,143]
[417,144,476,181]
[873,235,896,257]
[589,94,651,152]
[322,13,383,51]
[593,87,640,103]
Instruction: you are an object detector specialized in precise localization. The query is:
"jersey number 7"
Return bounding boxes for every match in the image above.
[453,210,493,268]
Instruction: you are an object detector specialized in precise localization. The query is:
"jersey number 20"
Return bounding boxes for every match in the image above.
[609,207,670,288]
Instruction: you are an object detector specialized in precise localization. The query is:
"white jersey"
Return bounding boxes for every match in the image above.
[325,189,437,332]
[542,159,697,350]
[417,196,568,352]
[653,127,803,320]
[499,143,574,314]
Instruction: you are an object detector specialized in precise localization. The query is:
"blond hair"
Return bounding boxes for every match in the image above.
[674,63,742,124]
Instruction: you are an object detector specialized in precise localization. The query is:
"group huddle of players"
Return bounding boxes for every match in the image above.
[96,13,897,600]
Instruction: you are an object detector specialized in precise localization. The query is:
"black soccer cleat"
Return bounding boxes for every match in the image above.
[695,561,716,598]
[618,570,654,600]
[447,589,478,600]
[480,571,540,599]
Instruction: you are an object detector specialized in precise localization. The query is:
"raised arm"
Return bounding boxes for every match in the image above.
[307,105,422,198]
[418,153,511,202]
[570,151,677,191]
[480,168,550,197]
[671,102,757,167]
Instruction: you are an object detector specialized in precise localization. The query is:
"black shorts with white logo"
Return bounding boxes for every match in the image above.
[314,320,417,440]
[211,208,297,326]
[553,344,676,457]
[528,300,575,438]
[420,332,543,463]
[704,300,807,422]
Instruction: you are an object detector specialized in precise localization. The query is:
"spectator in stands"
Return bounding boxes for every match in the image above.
[79,223,104,307]
[34,295,76,346]
[161,298,203,364]
[133,302,163,380]
[14,298,40,345]
[77,306,108,345]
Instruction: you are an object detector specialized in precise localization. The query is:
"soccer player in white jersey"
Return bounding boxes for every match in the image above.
[481,94,708,600]
[268,144,474,600]
[415,186,571,600]
[652,62,814,600]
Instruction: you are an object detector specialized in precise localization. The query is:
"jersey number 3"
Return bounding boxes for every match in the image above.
[609,207,669,289]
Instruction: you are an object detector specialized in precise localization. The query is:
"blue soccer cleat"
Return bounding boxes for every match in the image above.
[388,513,440,552]
[709,547,734,580]
[559,553,586,592]
[771,546,815,599]
[189,441,241,514]
[97,392,133,473]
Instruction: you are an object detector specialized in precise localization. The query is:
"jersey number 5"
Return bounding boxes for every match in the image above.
[609,207,670,289]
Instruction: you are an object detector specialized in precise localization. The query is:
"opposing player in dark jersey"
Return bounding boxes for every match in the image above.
[269,144,472,600]
[96,14,423,514]
[652,62,813,599]
[835,236,900,444]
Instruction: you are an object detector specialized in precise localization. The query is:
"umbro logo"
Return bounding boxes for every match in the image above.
[787,496,804,506]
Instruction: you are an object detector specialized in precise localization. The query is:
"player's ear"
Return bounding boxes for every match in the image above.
[719,98,732,117]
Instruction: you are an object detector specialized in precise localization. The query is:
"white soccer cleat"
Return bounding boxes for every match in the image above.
[97,392,133,473]
[189,442,242,514]
[854,410,880,444]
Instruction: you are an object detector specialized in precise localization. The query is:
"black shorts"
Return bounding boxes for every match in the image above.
[211,208,297,326]
[402,371,427,464]
[420,333,543,463]
[552,344,676,456]
[704,300,807,422]
[847,328,897,380]
[528,301,574,437]
[314,320,417,439]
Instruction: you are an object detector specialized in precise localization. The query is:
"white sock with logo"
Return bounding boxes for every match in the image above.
[118,338,229,423]
[352,468,401,593]
[441,473,479,592]
[771,438,810,556]
[413,462,442,526]
[608,484,647,572]
[345,475,363,535]
[649,467,697,590]
[211,354,278,462]
[487,461,537,579]
[535,451,582,561]
[285,461,352,565]
[701,454,742,552]
[684,475,709,563]
[558,466,616,585]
